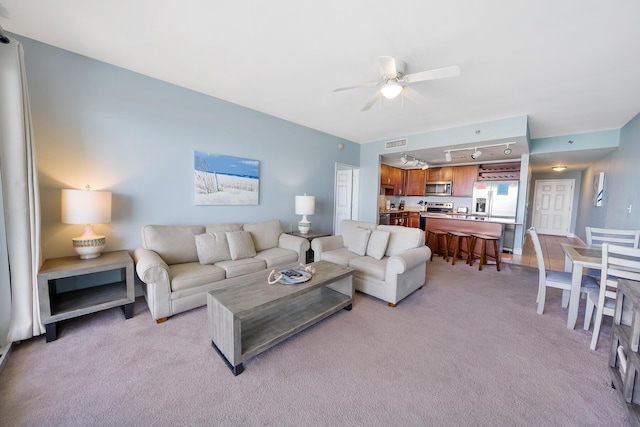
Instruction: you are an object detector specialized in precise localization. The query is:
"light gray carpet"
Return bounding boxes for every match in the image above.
[0,258,629,426]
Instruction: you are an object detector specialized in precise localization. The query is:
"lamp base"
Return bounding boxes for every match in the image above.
[298,220,311,235]
[72,225,106,259]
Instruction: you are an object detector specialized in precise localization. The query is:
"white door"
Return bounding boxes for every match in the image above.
[532,179,574,236]
[334,164,359,235]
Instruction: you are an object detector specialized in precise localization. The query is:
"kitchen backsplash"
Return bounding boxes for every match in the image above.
[384,195,472,211]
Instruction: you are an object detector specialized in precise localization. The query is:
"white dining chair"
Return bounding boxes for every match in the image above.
[585,227,640,248]
[584,243,640,350]
[527,227,598,315]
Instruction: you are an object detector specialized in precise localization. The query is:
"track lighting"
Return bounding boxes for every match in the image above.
[400,155,408,164]
[421,162,429,170]
[411,158,419,167]
[443,141,516,161]
[398,153,429,169]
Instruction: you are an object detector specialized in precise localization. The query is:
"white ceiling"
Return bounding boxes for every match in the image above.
[1,1,639,172]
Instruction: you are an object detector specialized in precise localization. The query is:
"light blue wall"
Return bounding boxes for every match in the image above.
[16,36,359,259]
[574,113,640,241]
[529,129,620,154]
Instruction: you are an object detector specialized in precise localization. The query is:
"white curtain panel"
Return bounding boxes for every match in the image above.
[0,37,44,340]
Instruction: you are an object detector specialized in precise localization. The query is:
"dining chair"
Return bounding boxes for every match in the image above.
[585,227,640,248]
[527,227,598,315]
[584,243,640,350]
[584,227,640,278]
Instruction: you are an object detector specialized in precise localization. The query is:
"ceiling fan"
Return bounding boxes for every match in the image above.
[333,56,460,111]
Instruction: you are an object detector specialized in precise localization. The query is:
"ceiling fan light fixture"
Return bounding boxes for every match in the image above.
[552,165,567,171]
[445,151,452,162]
[380,82,403,99]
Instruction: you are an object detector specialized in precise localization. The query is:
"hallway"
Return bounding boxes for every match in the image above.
[503,232,584,272]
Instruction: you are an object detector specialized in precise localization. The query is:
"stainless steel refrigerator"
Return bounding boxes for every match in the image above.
[471,180,519,218]
[472,180,519,252]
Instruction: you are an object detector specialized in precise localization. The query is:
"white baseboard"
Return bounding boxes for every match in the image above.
[0,341,13,374]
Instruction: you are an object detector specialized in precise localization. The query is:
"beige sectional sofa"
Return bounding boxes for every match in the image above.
[311,220,431,306]
[133,219,309,322]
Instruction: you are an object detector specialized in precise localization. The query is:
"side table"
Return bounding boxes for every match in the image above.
[37,250,135,342]
[287,231,331,263]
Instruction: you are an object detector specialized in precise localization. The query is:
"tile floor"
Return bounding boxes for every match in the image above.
[502,232,584,272]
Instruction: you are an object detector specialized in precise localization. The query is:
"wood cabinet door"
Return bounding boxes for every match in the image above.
[452,165,479,197]
[439,167,453,181]
[392,167,405,195]
[409,213,420,228]
[405,169,426,196]
[380,164,391,185]
[426,167,440,182]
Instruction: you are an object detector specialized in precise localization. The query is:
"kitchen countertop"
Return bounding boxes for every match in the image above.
[421,213,520,225]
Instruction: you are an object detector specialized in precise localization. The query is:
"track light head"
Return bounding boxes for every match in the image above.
[421,162,429,170]
[400,155,408,164]
[504,145,512,155]
[445,151,452,162]
[471,149,482,160]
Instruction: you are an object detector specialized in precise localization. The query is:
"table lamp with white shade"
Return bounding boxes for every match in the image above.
[61,188,112,259]
[295,194,315,234]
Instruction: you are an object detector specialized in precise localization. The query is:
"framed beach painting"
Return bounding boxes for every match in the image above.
[194,151,260,205]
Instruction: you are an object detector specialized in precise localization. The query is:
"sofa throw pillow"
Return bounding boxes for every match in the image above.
[194,232,231,264]
[347,227,372,256]
[366,229,390,260]
[226,230,257,260]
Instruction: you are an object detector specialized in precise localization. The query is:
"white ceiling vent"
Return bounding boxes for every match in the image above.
[385,138,407,149]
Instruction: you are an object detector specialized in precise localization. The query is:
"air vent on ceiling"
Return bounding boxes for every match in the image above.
[385,138,407,149]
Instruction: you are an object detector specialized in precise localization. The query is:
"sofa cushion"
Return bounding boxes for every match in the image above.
[340,220,377,250]
[226,231,257,260]
[215,258,267,278]
[243,219,283,252]
[348,256,387,281]
[142,225,205,265]
[366,230,390,260]
[206,223,243,233]
[169,262,226,292]
[376,225,425,256]
[255,247,299,268]
[348,227,372,256]
[194,232,231,264]
[320,248,359,266]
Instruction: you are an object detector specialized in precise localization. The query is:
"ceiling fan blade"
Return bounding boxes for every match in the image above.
[333,81,379,92]
[378,56,397,78]
[403,65,460,83]
[361,91,381,112]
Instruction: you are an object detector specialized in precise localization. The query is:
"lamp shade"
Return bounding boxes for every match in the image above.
[295,195,315,216]
[61,189,112,224]
[380,82,402,99]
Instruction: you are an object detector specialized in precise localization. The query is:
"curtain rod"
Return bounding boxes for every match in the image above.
[0,24,10,44]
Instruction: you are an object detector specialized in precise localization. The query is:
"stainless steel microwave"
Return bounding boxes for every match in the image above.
[425,181,452,196]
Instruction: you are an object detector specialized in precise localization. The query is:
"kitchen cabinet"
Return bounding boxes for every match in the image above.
[380,164,405,195]
[404,169,426,196]
[426,166,453,182]
[452,164,479,197]
[389,211,408,226]
[408,212,421,228]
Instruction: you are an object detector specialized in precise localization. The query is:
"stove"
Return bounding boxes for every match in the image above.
[425,201,454,215]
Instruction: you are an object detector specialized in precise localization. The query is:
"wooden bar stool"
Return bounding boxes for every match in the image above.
[447,231,472,265]
[470,234,501,271]
[426,229,449,262]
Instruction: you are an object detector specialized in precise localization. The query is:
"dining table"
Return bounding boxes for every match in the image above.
[561,243,602,329]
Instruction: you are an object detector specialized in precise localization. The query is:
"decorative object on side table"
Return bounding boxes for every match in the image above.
[61,186,112,259]
[295,193,315,234]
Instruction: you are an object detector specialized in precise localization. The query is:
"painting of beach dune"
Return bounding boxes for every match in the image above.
[194,151,260,205]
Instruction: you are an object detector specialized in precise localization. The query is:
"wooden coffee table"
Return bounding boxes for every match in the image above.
[207,260,354,375]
